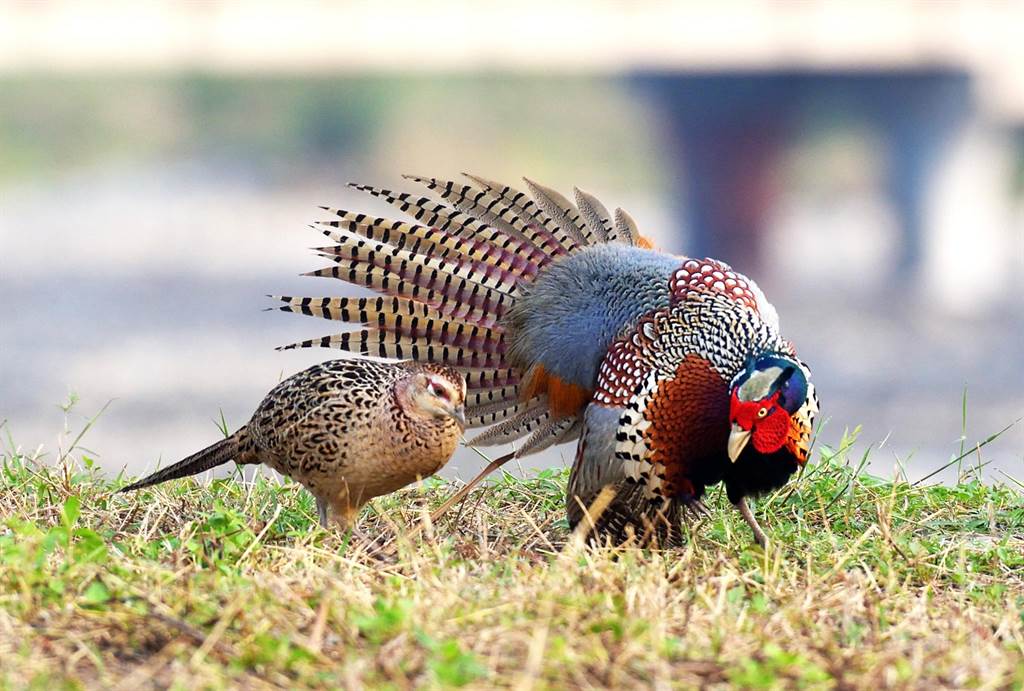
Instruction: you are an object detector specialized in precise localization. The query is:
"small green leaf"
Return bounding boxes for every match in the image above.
[62,496,81,528]
[81,578,111,605]
[427,638,486,687]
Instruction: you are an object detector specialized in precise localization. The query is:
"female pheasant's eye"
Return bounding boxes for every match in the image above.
[757,407,768,418]
[429,382,449,400]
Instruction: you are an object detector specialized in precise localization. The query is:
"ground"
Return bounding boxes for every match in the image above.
[1,428,1023,690]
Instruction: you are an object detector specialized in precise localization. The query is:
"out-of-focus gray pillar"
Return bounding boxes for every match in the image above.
[637,71,972,279]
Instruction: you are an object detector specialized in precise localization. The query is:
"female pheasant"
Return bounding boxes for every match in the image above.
[119,359,467,531]
[274,175,818,546]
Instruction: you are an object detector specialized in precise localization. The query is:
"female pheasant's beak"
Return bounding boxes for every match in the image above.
[728,423,752,463]
[449,404,467,429]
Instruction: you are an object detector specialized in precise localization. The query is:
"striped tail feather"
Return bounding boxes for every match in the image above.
[404,175,576,258]
[277,329,506,368]
[468,405,554,447]
[611,207,645,247]
[271,295,446,325]
[465,396,547,430]
[311,227,520,296]
[454,366,520,391]
[119,435,241,493]
[465,384,522,411]
[312,242,520,298]
[271,301,506,354]
[277,175,647,458]
[523,178,592,247]
[302,262,509,329]
[573,188,612,244]
[273,296,505,359]
[316,207,544,278]
[461,173,577,252]
[349,183,559,268]
[516,417,582,457]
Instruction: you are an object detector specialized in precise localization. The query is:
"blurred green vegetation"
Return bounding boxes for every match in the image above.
[0,74,662,187]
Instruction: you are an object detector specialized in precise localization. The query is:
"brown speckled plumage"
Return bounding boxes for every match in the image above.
[120,359,466,529]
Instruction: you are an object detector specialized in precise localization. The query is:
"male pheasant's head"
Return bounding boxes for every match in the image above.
[401,364,468,429]
[727,354,817,464]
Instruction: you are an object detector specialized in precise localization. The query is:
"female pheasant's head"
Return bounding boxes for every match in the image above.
[401,364,468,428]
[727,354,817,464]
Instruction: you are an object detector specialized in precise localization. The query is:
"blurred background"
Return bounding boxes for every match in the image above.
[1,1,1022,485]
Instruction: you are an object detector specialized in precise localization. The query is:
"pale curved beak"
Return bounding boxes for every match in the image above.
[728,424,752,463]
[450,404,467,429]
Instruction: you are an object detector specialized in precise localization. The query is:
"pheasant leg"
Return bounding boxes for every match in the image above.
[316,497,329,528]
[734,498,768,547]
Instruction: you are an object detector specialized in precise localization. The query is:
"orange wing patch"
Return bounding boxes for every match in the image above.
[521,364,592,419]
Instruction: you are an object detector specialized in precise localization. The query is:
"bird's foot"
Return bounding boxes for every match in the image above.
[733,498,768,548]
[682,498,713,520]
[347,526,399,563]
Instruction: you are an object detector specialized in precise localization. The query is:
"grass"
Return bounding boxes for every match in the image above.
[1,425,1023,689]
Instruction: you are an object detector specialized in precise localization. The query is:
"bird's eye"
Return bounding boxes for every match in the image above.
[429,382,449,400]
[757,407,768,418]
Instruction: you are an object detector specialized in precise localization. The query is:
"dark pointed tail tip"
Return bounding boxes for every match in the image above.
[317,205,329,211]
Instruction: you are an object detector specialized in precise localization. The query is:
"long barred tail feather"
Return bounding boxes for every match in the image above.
[464,384,523,412]
[276,329,507,368]
[271,295,503,352]
[465,396,547,430]
[454,366,520,391]
[611,207,641,246]
[405,175,575,258]
[300,263,506,328]
[271,295,446,326]
[461,173,574,253]
[118,435,241,493]
[573,188,612,244]
[467,404,553,447]
[276,175,645,457]
[523,178,591,247]
[349,183,556,269]
[311,227,520,297]
[516,417,581,457]
[316,206,545,279]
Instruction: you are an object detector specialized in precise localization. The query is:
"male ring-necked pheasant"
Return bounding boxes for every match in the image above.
[119,359,466,530]
[274,175,818,546]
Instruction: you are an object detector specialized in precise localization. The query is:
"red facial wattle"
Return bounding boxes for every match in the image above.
[750,406,789,453]
[728,390,791,456]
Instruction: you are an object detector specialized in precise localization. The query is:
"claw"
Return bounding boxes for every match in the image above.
[682,498,712,520]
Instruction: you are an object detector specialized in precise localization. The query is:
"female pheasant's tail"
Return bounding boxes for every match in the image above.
[118,435,240,493]
[273,174,647,457]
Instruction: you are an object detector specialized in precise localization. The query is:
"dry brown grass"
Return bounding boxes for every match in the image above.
[2,432,1023,689]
